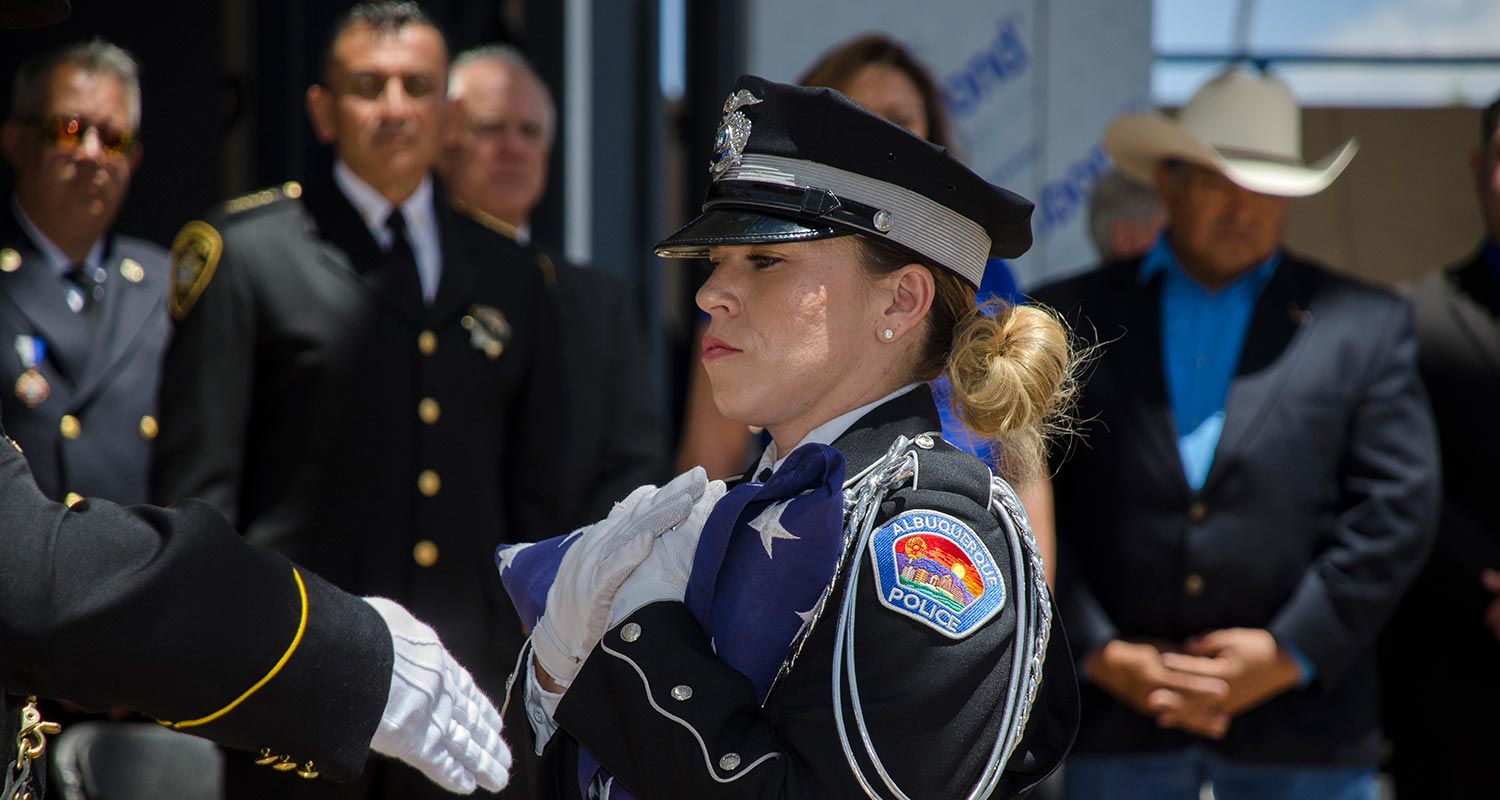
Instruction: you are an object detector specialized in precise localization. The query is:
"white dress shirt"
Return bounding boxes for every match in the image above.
[332,161,443,303]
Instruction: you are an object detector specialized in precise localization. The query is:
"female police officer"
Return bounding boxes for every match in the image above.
[501,75,1080,799]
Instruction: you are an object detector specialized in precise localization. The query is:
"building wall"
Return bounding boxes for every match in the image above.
[1286,106,1483,288]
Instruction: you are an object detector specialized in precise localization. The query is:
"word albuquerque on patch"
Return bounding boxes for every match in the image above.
[869,510,1005,639]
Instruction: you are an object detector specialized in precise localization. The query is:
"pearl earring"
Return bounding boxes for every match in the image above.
[882,329,895,340]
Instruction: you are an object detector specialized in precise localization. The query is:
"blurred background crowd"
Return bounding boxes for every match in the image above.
[2,1,1497,799]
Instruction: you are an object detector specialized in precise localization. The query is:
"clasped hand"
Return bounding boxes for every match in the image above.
[1085,628,1301,740]
[531,468,726,691]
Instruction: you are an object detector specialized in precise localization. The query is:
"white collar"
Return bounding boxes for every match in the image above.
[332,160,435,239]
[12,197,104,276]
[751,383,921,481]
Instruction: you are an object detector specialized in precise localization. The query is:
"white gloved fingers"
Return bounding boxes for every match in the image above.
[441,663,512,793]
[621,467,708,538]
[450,715,511,793]
[603,482,658,522]
[606,478,729,626]
[657,465,709,503]
[363,598,511,795]
[577,524,666,648]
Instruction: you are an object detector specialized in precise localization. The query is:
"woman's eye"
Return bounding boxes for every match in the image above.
[748,255,782,269]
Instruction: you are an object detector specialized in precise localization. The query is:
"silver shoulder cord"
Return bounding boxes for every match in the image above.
[829,436,1052,800]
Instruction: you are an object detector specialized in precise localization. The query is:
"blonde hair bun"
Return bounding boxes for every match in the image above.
[946,303,1075,480]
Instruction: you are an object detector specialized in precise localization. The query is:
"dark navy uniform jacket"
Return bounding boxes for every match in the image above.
[506,385,1078,799]
[1035,252,1439,766]
[0,422,392,785]
[152,175,569,797]
[0,207,170,505]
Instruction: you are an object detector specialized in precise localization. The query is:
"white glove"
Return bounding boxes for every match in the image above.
[364,598,512,795]
[609,478,727,626]
[531,468,711,689]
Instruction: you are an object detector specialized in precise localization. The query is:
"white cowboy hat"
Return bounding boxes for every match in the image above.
[1105,67,1358,198]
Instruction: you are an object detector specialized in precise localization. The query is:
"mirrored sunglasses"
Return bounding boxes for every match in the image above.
[34,115,137,157]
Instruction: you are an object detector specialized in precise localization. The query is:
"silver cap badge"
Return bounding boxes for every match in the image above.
[709,89,762,180]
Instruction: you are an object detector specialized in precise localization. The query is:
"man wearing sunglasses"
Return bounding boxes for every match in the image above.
[0,40,167,513]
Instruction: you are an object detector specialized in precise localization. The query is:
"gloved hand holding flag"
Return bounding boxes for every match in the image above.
[497,444,849,800]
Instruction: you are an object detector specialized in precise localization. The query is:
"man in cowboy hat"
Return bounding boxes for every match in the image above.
[1034,66,1439,799]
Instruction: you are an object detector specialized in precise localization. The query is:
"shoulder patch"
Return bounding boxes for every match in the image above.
[869,510,1004,639]
[169,220,223,320]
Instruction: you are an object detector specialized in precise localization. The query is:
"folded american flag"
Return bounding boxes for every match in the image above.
[496,443,848,798]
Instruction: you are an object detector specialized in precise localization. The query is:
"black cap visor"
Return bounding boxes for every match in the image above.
[654,208,852,259]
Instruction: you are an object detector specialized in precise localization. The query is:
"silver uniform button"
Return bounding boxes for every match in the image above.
[620,623,642,643]
[670,685,693,701]
[719,753,742,771]
[872,209,893,233]
[915,433,936,449]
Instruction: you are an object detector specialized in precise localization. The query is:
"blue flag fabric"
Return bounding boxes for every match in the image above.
[494,444,849,799]
[684,443,848,701]
[495,528,582,633]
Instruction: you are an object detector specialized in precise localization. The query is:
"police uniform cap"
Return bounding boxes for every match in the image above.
[655,74,1033,287]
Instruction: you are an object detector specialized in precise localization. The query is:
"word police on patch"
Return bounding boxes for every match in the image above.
[869,510,1005,639]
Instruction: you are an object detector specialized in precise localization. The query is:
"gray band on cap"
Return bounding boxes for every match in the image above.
[717,154,992,286]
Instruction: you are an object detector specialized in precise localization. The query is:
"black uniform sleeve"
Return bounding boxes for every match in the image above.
[0,431,392,782]
[151,225,255,519]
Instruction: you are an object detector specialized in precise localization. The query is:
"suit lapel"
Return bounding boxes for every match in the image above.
[71,239,161,404]
[1201,257,1310,493]
[1104,270,1189,495]
[0,219,92,383]
[303,176,426,324]
[1443,251,1500,380]
[428,203,481,324]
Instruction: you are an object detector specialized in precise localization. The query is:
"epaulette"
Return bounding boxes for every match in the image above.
[221,181,304,216]
[450,200,557,290]
[451,199,519,241]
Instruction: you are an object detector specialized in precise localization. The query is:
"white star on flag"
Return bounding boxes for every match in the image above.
[749,499,800,559]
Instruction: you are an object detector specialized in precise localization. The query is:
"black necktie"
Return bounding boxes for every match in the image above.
[757,467,772,482]
[63,264,101,327]
[384,210,425,305]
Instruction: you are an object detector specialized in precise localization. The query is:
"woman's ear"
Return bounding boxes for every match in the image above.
[877,263,935,343]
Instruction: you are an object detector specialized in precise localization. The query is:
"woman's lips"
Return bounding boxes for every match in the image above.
[701,335,740,361]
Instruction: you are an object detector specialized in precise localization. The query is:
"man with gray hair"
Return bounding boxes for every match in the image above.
[0,38,168,509]
[442,45,667,527]
[1086,168,1165,262]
